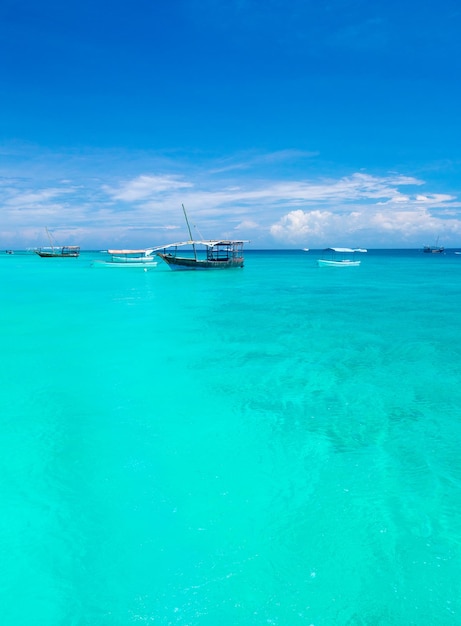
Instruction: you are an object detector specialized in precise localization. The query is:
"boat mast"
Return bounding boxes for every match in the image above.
[182,204,197,260]
[45,227,55,252]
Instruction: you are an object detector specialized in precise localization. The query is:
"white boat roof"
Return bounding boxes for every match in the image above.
[326,247,367,253]
[108,249,153,254]
[153,240,248,250]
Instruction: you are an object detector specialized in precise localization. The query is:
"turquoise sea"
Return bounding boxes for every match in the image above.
[1,249,461,625]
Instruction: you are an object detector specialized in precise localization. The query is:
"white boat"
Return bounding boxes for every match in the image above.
[317,247,367,267]
[92,249,158,269]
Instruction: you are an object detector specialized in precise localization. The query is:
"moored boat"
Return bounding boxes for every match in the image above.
[156,240,246,270]
[35,246,80,258]
[155,204,248,270]
[317,247,367,267]
[34,228,80,257]
[423,245,444,254]
[423,237,444,254]
[92,249,158,269]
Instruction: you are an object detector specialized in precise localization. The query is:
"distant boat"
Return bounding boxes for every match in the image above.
[35,246,80,258]
[302,248,310,252]
[423,238,444,254]
[155,204,248,270]
[423,245,444,254]
[35,227,80,258]
[317,247,367,267]
[5,250,14,255]
[92,249,158,269]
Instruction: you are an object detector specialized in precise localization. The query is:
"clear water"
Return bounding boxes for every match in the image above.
[1,249,460,625]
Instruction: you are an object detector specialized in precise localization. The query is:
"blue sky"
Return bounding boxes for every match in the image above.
[1,0,461,249]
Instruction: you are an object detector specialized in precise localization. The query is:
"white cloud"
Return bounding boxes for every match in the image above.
[414,193,455,204]
[235,219,259,231]
[270,209,362,244]
[3,188,72,208]
[105,175,193,202]
[209,149,319,173]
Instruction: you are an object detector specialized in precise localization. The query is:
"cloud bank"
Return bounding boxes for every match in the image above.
[1,148,460,248]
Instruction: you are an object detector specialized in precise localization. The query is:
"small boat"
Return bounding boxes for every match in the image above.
[155,204,248,270]
[317,247,367,267]
[423,245,444,254]
[35,246,80,258]
[92,249,158,269]
[35,228,80,257]
[156,240,247,270]
[423,238,444,254]
[302,248,310,252]
[5,250,14,255]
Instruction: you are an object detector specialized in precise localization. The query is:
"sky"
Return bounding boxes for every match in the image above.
[1,0,461,249]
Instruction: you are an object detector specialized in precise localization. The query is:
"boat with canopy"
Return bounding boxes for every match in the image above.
[34,227,80,257]
[317,247,367,267]
[155,240,247,270]
[154,204,248,270]
[92,249,158,269]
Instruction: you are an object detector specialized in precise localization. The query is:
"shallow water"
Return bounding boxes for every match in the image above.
[1,249,460,624]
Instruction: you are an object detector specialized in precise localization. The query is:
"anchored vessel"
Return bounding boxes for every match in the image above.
[156,240,246,270]
[35,228,80,257]
[155,204,247,270]
[423,245,444,254]
[92,249,158,269]
[317,247,367,267]
[35,246,80,258]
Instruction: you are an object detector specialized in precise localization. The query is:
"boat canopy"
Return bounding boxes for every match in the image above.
[153,240,249,250]
[325,247,367,253]
[108,249,155,255]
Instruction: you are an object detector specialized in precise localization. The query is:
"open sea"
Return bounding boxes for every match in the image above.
[1,248,461,625]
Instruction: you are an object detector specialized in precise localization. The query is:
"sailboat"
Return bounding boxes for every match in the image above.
[155,205,248,270]
[34,227,80,257]
[423,236,444,254]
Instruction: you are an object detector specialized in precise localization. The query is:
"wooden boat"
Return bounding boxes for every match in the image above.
[155,204,247,270]
[156,240,247,270]
[423,237,444,254]
[35,246,80,258]
[35,228,80,257]
[423,245,444,254]
[92,249,158,269]
[317,247,367,267]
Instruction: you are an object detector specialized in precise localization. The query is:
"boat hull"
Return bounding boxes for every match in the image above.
[157,253,244,270]
[110,256,156,264]
[34,251,79,257]
[92,260,158,269]
[317,259,361,267]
